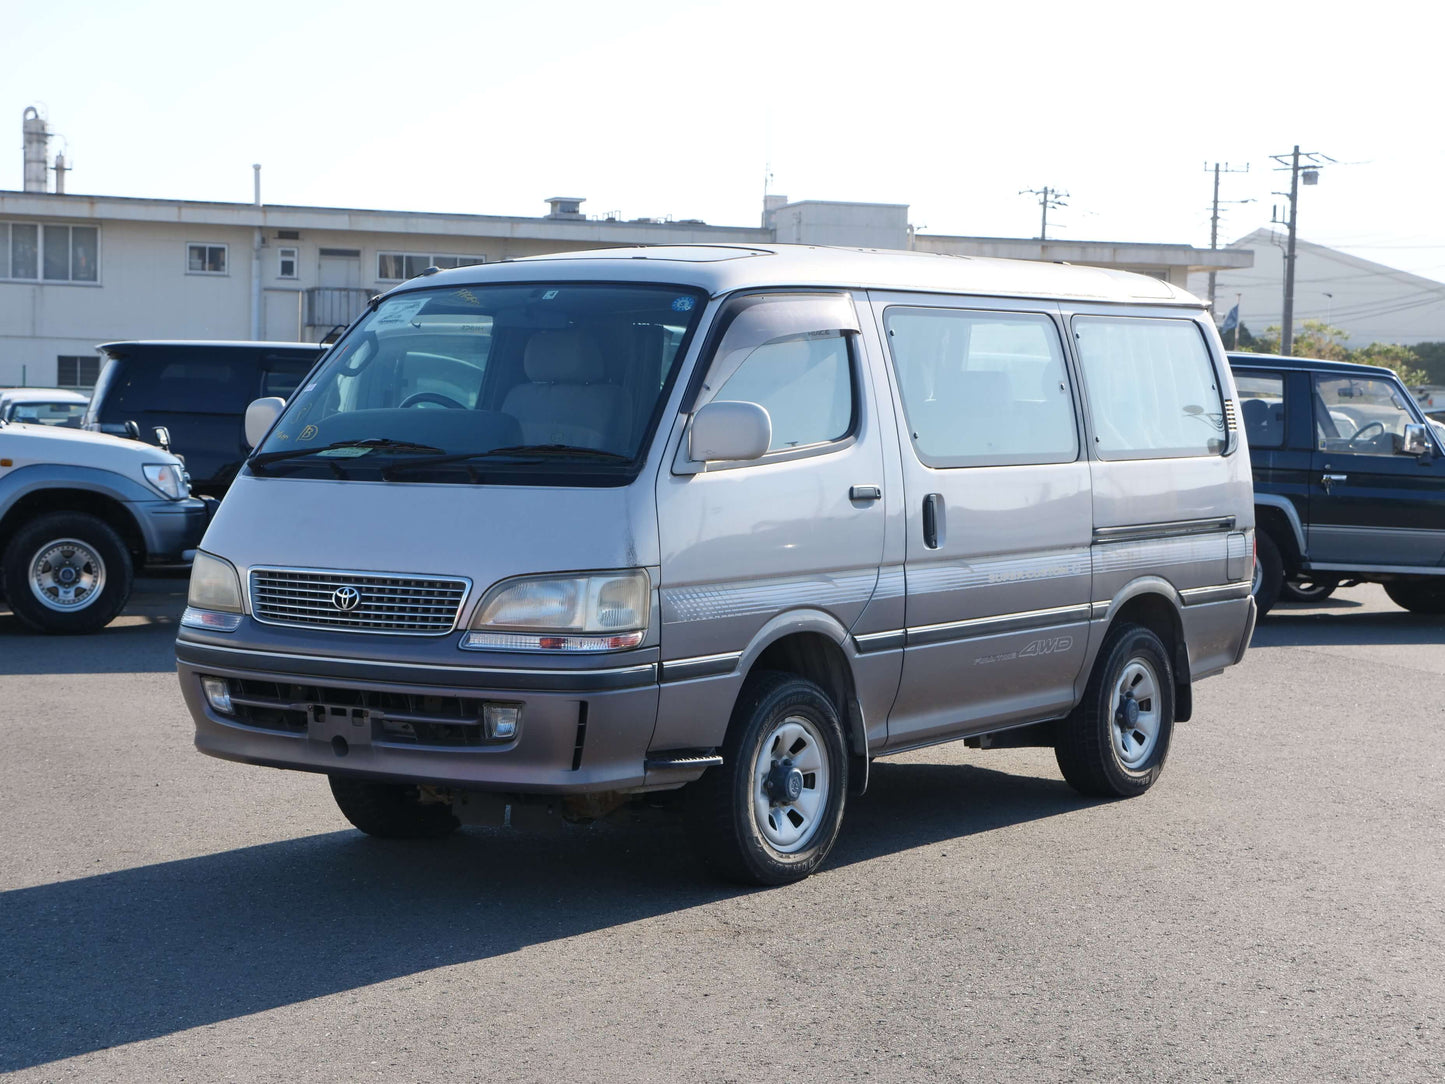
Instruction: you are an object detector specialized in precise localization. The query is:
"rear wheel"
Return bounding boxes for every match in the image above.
[1,512,133,634]
[1384,579,1445,615]
[328,776,460,839]
[686,671,848,885]
[1251,531,1283,617]
[1055,624,1175,798]
[1280,573,1339,603]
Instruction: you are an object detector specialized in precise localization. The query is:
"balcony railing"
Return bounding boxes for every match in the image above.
[305,287,371,330]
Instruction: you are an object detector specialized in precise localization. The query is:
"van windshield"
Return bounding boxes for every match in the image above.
[251,282,705,485]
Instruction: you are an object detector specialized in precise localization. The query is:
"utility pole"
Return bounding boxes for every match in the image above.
[1203,161,1251,313]
[1020,186,1068,241]
[1271,145,1334,355]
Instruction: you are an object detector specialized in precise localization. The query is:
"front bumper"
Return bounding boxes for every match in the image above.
[131,496,208,564]
[176,634,663,794]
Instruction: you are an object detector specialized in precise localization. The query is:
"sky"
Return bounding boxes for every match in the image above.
[6,0,1445,283]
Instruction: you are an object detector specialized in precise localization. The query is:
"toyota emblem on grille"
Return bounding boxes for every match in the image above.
[332,586,362,611]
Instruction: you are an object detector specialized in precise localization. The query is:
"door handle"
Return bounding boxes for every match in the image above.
[1322,473,1347,491]
[922,493,943,549]
[849,484,882,502]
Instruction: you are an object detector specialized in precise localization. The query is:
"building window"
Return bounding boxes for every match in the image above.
[1,222,98,283]
[377,251,485,281]
[57,355,101,389]
[187,243,228,274]
[278,247,298,279]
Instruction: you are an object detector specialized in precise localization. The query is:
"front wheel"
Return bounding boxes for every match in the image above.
[1055,624,1175,798]
[1384,579,1445,615]
[328,776,460,839]
[686,671,848,885]
[1,512,133,634]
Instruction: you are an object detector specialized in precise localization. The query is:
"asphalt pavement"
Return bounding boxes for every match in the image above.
[1,580,1441,1082]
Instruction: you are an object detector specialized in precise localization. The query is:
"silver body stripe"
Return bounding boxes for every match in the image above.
[907,550,1091,595]
[661,570,878,624]
[1093,533,1229,574]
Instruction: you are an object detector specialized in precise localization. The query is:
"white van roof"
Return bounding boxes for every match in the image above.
[404,243,1202,307]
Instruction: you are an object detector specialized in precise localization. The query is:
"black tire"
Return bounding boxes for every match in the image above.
[1383,579,1445,615]
[1,512,133,634]
[1252,531,1284,617]
[1055,624,1175,799]
[686,671,848,886]
[1280,573,1339,604]
[328,776,461,839]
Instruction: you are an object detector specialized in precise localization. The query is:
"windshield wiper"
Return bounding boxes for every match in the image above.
[382,443,632,477]
[250,437,447,470]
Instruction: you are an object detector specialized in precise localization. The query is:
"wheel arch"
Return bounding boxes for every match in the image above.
[0,487,146,563]
[737,610,871,794]
[1255,496,1305,571]
[1093,581,1193,723]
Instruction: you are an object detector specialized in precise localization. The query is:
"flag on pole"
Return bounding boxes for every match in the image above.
[1220,303,1239,334]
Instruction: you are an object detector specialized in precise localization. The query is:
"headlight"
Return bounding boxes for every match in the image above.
[463,570,649,652]
[143,462,188,499]
[186,552,244,614]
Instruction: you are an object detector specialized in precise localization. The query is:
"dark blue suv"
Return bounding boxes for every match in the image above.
[1228,353,1445,615]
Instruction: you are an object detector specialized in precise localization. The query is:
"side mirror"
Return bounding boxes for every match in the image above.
[689,401,772,464]
[1403,423,1430,457]
[123,420,141,441]
[153,425,171,452]
[244,397,286,449]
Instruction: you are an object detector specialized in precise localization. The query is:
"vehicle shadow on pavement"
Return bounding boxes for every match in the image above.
[0,610,179,673]
[0,760,1087,1070]
[1252,610,1444,648]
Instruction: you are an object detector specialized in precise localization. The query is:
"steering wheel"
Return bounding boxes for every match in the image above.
[1347,420,1385,447]
[399,391,465,409]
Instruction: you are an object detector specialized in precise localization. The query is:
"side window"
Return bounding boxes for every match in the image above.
[1314,375,1418,456]
[884,307,1077,467]
[1234,371,1286,449]
[1073,317,1225,459]
[697,293,861,457]
[261,360,314,399]
[713,334,852,451]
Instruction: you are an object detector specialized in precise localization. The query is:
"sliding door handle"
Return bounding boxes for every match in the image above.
[923,493,943,549]
[850,484,882,501]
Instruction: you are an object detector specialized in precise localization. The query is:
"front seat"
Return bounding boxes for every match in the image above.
[502,329,633,451]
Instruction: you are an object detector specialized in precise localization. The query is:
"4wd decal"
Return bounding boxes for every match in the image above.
[974,636,1075,665]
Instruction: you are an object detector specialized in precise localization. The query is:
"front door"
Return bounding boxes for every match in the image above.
[652,293,888,750]
[871,295,1092,748]
[1309,371,1445,567]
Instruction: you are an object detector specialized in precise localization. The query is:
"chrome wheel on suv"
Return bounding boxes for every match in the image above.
[29,538,107,612]
[1,512,133,634]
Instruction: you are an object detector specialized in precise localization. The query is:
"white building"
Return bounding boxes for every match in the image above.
[1188,227,1445,348]
[1,109,1254,389]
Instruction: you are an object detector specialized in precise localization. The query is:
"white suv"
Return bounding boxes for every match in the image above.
[0,415,207,633]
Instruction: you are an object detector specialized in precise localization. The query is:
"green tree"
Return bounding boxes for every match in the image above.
[1349,341,1429,387]
[1408,341,1445,384]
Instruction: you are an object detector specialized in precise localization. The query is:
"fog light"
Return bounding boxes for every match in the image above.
[483,703,520,740]
[201,677,233,715]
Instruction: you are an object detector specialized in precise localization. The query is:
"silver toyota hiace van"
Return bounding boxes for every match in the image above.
[177,245,1256,884]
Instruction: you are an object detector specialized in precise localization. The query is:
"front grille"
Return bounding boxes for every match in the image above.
[214,676,500,747]
[250,567,469,635]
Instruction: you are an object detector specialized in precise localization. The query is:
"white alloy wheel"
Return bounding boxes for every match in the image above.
[29,537,107,613]
[1110,658,1160,770]
[751,714,831,853]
